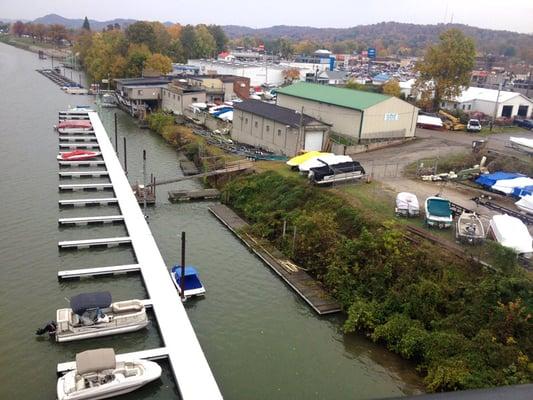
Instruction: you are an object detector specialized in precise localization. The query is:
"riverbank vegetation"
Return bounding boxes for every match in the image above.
[222,171,533,392]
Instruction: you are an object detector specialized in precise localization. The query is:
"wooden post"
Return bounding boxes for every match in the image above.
[282,219,287,238]
[153,176,156,200]
[123,137,128,175]
[114,113,118,153]
[180,232,186,300]
[292,226,297,254]
[142,150,147,213]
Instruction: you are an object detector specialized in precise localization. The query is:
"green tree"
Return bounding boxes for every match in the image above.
[382,79,402,97]
[207,25,228,53]
[179,25,196,59]
[82,16,91,31]
[150,22,171,53]
[125,21,156,51]
[193,25,216,58]
[167,39,185,63]
[414,29,476,111]
[126,43,152,77]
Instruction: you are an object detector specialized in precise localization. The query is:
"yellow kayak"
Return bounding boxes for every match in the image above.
[286,151,328,167]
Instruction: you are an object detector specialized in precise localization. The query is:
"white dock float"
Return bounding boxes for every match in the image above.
[86,112,223,400]
[59,197,118,207]
[58,215,124,225]
[58,263,140,280]
[58,160,105,167]
[58,236,131,249]
[59,183,113,191]
[58,130,95,135]
[59,143,100,150]
[59,170,109,178]
[59,136,97,142]
[57,347,168,375]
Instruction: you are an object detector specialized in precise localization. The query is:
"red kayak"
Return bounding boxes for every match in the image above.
[57,150,101,161]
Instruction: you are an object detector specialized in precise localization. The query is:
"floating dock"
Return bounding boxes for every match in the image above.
[58,183,113,191]
[168,189,220,202]
[59,143,100,150]
[58,215,124,225]
[58,263,141,280]
[180,160,200,176]
[59,136,98,142]
[58,160,105,167]
[58,197,118,207]
[59,171,109,178]
[56,112,223,399]
[58,236,132,249]
[209,204,341,315]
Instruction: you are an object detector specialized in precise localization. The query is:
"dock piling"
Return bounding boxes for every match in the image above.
[181,232,186,300]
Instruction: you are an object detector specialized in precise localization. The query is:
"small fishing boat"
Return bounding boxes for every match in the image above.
[425,196,453,229]
[298,154,350,172]
[57,348,161,400]
[36,292,149,342]
[55,120,93,134]
[395,192,420,217]
[455,211,485,244]
[286,151,324,167]
[57,150,101,161]
[170,266,206,299]
[100,93,117,108]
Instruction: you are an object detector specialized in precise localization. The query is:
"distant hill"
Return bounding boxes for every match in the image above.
[32,14,137,30]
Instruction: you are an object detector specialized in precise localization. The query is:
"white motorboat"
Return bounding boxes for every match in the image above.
[170,265,206,299]
[425,196,453,229]
[395,192,420,217]
[298,154,350,172]
[489,214,533,256]
[100,93,117,108]
[57,348,162,400]
[515,195,533,215]
[455,211,485,245]
[36,292,149,342]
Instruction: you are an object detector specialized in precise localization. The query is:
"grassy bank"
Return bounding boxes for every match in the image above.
[223,171,533,392]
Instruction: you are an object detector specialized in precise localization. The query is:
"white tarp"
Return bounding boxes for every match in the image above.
[510,137,533,153]
[515,195,533,215]
[217,111,233,121]
[395,192,420,212]
[417,115,443,128]
[492,177,533,195]
[489,214,532,254]
[298,154,351,172]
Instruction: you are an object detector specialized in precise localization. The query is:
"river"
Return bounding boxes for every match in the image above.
[0,42,423,399]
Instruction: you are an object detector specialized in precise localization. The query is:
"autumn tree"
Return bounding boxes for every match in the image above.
[192,25,216,58]
[382,79,401,97]
[125,21,156,51]
[126,43,152,76]
[145,53,172,75]
[48,24,68,44]
[282,68,301,84]
[82,16,91,31]
[414,29,475,111]
[11,20,25,36]
[150,22,171,53]
[166,23,182,40]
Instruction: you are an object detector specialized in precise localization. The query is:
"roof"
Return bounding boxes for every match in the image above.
[456,87,528,104]
[276,82,391,111]
[234,99,328,128]
[70,291,112,315]
[76,349,116,375]
[114,77,172,86]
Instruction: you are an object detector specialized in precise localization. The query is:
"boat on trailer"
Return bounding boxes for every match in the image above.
[55,120,93,134]
[170,266,206,299]
[57,150,101,161]
[515,195,533,215]
[57,348,161,400]
[395,192,420,217]
[36,292,149,342]
[509,137,533,155]
[455,211,485,244]
[425,196,453,229]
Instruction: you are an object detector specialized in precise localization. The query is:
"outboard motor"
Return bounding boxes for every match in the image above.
[36,321,57,337]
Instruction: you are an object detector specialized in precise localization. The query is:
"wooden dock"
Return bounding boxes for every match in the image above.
[209,204,341,315]
[180,160,200,176]
[168,189,220,203]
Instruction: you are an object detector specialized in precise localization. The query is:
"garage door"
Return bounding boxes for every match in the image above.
[304,131,324,151]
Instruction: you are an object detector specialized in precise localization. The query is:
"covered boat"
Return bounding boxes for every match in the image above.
[515,195,533,215]
[57,150,101,161]
[491,177,533,195]
[36,292,149,342]
[57,348,162,400]
[455,212,485,245]
[395,192,420,217]
[308,161,365,184]
[286,151,324,167]
[56,120,93,133]
[170,266,206,299]
[509,137,533,155]
[298,154,351,172]
[425,196,452,229]
[489,214,532,256]
[416,114,444,130]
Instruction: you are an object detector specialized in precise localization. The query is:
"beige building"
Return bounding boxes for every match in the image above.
[161,80,206,116]
[276,82,418,143]
[232,100,331,156]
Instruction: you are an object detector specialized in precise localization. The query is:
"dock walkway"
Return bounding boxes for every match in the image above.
[209,204,341,315]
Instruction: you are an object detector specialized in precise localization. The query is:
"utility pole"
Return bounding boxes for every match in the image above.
[526,68,532,99]
[490,82,502,132]
[142,150,147,213]
[298,106,304,152]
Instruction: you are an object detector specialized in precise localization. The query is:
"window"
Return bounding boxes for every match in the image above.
[138,90,143,95]
[462,104,465,110]
[192,97,198,102]
[266,125,270,132]
[254,121,258,128]
[277,129,282,136]
[173,94,176,100]
[453,104,457,109]
[245,118,248,124]
[178,96,181,101]
[467,105,472,110]
[441,102,446,107]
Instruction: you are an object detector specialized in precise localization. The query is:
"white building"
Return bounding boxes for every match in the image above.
[442,87,533,118]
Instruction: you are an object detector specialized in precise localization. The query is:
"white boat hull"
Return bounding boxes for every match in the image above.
[170,271,206,299]
[56,321,149,342]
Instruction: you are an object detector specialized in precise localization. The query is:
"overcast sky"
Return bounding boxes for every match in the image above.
[1,0,532,33]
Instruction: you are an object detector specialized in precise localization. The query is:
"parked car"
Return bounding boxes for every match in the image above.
[467,119,482,132]
[513,118,533,130]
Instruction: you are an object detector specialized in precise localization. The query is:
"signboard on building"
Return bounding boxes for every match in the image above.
[368,48,377,59]
[384,112,399,121]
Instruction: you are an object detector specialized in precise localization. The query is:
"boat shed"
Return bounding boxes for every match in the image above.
[276,82,419,143]
[232,99,331,156]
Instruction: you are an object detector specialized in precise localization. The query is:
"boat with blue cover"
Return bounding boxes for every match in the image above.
[170,266,206,299]
[425,196,453,229]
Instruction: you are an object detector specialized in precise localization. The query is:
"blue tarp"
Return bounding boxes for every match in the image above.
[171,265,203,290]
[513,185,533,198]
[475,172,524,188]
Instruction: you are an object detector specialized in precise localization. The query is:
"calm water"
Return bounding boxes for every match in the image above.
[0,42,423,399]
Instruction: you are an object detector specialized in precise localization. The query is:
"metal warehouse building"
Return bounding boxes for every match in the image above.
[276,82,419,143]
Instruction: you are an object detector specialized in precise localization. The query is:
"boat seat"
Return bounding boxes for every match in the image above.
[112,300,143,313]
[124,367,140,377]
[75,378,85,392]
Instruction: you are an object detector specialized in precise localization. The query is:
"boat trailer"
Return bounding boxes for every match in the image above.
[472,196,533,226]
